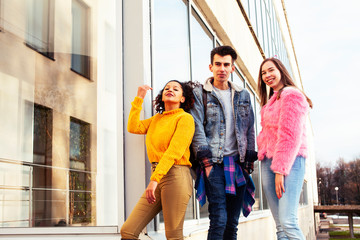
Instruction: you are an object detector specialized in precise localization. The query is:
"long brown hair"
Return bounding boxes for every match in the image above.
[257,58,313,108]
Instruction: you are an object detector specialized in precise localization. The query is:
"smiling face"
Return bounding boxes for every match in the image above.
[261,60,284,91]
[209,54,235,86]
[161,81,185,105]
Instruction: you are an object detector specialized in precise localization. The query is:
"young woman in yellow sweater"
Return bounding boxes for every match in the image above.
[121,80,196,240]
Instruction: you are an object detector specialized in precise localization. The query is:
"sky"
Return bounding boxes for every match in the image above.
[284,1,360,166]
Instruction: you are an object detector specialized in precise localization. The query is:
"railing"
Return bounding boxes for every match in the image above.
[0,158,95,227]
[314,205,360,238]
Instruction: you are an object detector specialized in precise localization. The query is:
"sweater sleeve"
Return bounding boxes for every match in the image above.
[270,88,308,175]
[150,114,195,182]
[127,97,153,134]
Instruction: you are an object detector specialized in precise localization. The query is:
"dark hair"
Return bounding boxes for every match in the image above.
[154,80,199,113]
[257,58,313,108]
[210,45,237,64]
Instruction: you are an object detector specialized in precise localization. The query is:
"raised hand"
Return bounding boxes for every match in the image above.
[137,85,152,99]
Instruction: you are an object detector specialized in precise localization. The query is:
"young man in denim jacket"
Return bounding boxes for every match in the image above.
[190,46,256,240]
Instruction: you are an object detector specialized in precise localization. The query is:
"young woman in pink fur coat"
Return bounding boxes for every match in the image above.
[257,58,312,240]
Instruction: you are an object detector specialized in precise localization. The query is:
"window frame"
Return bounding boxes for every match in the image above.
[25,0,55,60]
[71,0,91,79]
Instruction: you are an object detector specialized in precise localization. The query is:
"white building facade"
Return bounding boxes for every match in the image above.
[0,0,318,239]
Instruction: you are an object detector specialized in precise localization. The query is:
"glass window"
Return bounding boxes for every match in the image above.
[152,0,190,95]
[246,88,261,211]
[190,7,213,83]
[0,0,118,229]
[273,22,279,58]
[270,6,276,56]
[153,0,195,222]
[246,84,255,116]
[241,0,249,18]
[261,3,269,56]
[32,104,54,226]
[71,0,90,79]
[255,100,262,139]
[26,0,54,58]
[232,68,245,88]
[248,0,256,29]
[266,13,272,57]
[255,0,263,47]
[70,118,90,171]
[33,105,52,166]
[267,10,273,57]
[299,181,308,206]
[253,0,259,37]
[69,118,94,225]
[255,100,268,210]
[189,6,215,220]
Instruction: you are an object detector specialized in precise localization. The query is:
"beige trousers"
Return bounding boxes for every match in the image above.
[120,165,193,240]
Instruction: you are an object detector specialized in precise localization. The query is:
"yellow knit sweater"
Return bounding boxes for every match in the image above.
[127,97,195,183]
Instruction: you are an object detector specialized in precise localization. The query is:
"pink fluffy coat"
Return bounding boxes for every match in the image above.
[257,87,309,176]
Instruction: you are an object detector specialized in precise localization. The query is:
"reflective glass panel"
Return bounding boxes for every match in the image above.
[152,0,190,95]
[255,100,268,210]
[153,0,195,222]
[246,86,260,211]
[241,0,249,18]
[232,69,245,88]
[248,0,256,30]
[0,0,118,228]
[256,0,263,49]
[190,7,213,83]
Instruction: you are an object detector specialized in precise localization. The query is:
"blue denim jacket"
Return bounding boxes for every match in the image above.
[190,78,255,164]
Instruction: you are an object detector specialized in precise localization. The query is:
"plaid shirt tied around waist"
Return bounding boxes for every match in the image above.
[195,155,256,217]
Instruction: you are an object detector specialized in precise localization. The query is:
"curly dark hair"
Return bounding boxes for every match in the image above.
[154,80,199,113]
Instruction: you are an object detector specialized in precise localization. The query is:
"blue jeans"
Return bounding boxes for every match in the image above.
[261,156,305,240]
[205,164,246,240]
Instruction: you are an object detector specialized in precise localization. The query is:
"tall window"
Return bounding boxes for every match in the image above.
[246,85,262,211]
[71,0,91,79]
[153,0,194,222]
[299,181,308,206]
[26,0,54,58]
[232,68,245,88]
[0,0,118,230]
[190,8,213,83]
[241,0,293,74]
[32,104,54,227]
[69,118,93,225]
[152,0,190,94]
[189,6,214,219]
